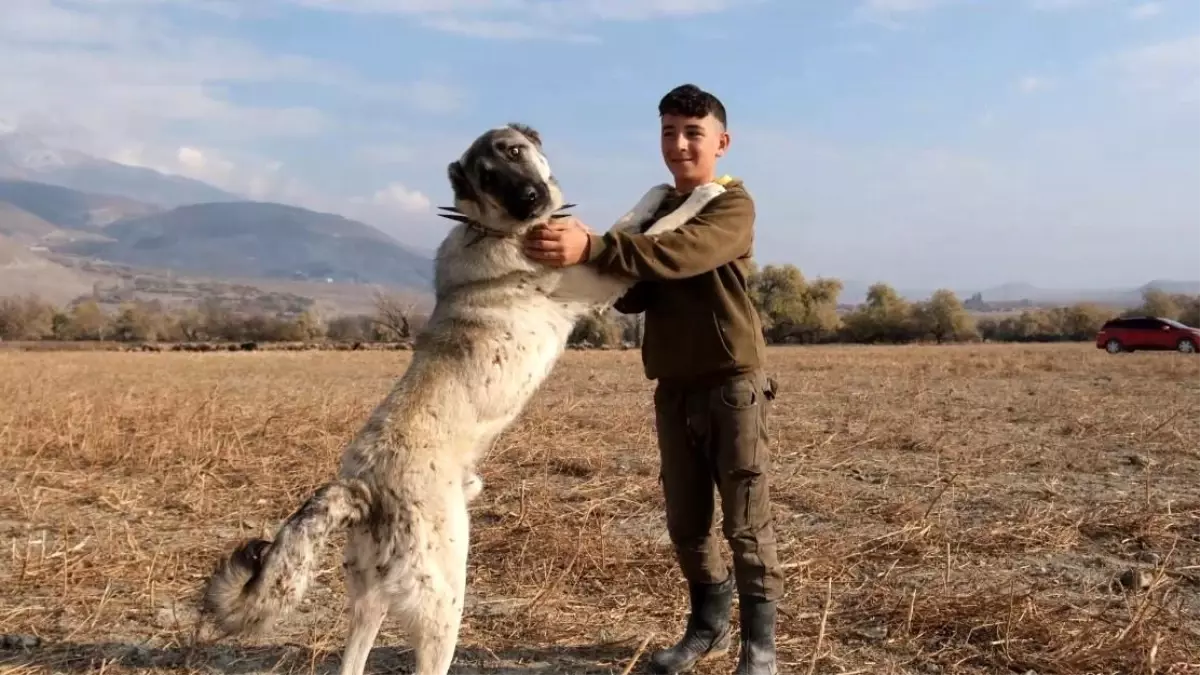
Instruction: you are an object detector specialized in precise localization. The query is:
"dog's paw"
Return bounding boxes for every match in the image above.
[232,538,272,569]
[464,472,483,502]
[693,182,727,201]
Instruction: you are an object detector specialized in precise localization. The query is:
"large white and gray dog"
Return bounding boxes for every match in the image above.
[199,123,730,675]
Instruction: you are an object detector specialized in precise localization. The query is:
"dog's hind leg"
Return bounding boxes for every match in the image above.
[338,533,388,675]
[409,593,464,675]
[338,590,387,675]
[409,506,470,675]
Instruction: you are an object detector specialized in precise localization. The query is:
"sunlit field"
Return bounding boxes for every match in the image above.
[2,344,1197,674]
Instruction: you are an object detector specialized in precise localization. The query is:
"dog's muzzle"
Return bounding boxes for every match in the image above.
[504,181,550,221]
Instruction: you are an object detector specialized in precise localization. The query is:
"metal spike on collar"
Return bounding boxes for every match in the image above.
[437,213,471,223]
[550,202,577,220]
[437,205,462,213]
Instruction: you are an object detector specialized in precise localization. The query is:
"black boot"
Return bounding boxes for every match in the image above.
[733,596,777,675]
[649,576,735,674]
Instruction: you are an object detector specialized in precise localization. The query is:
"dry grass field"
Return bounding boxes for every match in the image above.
[1,344,1198,675]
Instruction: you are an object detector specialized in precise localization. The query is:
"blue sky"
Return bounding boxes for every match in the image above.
[2,0,1197,291]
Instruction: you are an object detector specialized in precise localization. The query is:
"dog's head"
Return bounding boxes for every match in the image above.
[445,123,564,231]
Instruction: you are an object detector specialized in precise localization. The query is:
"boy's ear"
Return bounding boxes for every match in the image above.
[716,129,731,158]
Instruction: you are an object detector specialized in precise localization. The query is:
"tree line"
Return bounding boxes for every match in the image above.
[0,293,421,344]
[742,264,1199,347]
[1,265,1197,347]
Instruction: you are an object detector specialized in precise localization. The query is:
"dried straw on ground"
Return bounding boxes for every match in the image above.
[1,344,1197,674]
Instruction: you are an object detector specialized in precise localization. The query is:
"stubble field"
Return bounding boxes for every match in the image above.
[1,344,1198,675]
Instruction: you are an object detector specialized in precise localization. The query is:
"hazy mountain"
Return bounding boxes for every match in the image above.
[0,201,59,242]
[835,280,937,305]
[0,131,240,208]
[833,278,1200,308]
[975,280,1200,306]
[1140,279,1200,295]
[0,233,98,302]
[57,200,433,289]
[0,179,159,231]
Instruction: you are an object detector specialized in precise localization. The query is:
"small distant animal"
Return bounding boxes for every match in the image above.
[198,123,730,675]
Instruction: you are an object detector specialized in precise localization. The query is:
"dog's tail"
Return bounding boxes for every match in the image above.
[200,478,372,637]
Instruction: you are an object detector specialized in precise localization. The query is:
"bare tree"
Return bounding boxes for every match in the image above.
[371,289,422,341]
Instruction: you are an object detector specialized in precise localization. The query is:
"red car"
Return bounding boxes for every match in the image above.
[1096,316,1200,354]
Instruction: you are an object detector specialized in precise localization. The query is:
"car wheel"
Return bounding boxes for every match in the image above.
[1178,339,1197,354]
[1105,339,1123,354]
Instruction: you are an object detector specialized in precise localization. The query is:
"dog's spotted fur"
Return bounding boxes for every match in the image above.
[199,124,728,675]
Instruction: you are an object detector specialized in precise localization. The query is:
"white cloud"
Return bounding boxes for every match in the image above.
[0,0,468,223]
[340,182,438,244]
[1129,2,1163,19]
[106,143,301,202]
[287,0,745,19]
[279,0,751,39]
[359,144,419,165]
[0,2,466,132]
[419,16,598,42]
[859,0,950,13]
[358,183,433,214]
[1111,34,1200,104]
[1016,74,1055,93]
[389,80,470,114]
[705,123,1200,289]
[1027,0,1107,10]
[857,0,1119,23]
[852,0,958,27]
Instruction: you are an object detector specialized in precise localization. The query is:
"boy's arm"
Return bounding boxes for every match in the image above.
[585,188,754,281]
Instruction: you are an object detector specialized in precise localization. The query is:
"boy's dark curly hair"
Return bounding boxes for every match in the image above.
[658,83,727,128]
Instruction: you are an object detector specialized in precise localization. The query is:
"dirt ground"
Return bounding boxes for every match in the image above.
[1,344,1197,675]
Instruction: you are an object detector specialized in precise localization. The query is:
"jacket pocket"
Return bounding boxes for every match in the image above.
[712,313,736,362]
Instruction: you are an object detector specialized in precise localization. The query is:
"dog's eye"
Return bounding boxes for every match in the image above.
[507,146,522,159]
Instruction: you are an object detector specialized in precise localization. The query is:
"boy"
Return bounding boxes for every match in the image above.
[523,83,782,675]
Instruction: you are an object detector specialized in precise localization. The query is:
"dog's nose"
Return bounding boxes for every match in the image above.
[521,185,538,202]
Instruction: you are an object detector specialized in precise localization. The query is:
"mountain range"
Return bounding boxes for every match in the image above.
[0,131,239,208]
[835,279,1200,307]
[0,130,1194,317]
[0,131,434,313]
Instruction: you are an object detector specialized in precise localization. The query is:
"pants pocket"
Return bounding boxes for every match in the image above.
[717,375,758,410]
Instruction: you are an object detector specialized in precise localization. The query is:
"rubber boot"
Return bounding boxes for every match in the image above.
[648,576,735,674]
[733,596,777,675]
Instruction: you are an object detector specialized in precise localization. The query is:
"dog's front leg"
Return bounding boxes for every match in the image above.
[606,184,671,234]
[641,182,726,236]
[548,265,633,307]
[548,181,727,307]
[543,186,664,306]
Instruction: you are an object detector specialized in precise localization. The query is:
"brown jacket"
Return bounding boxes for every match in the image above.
[585,177,767,383]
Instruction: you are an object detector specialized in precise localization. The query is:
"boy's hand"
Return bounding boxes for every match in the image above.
[524,217,592,267]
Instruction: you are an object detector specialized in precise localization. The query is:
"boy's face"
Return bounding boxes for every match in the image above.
[660,113,729,188]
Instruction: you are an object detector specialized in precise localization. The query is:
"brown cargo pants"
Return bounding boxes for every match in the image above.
[653,370,784,602]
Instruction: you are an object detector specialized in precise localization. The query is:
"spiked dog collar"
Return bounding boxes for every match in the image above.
[436,204,577,246]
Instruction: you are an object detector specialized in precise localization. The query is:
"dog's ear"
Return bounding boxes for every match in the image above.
[507,123,541,148]
[447,161,474,201]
